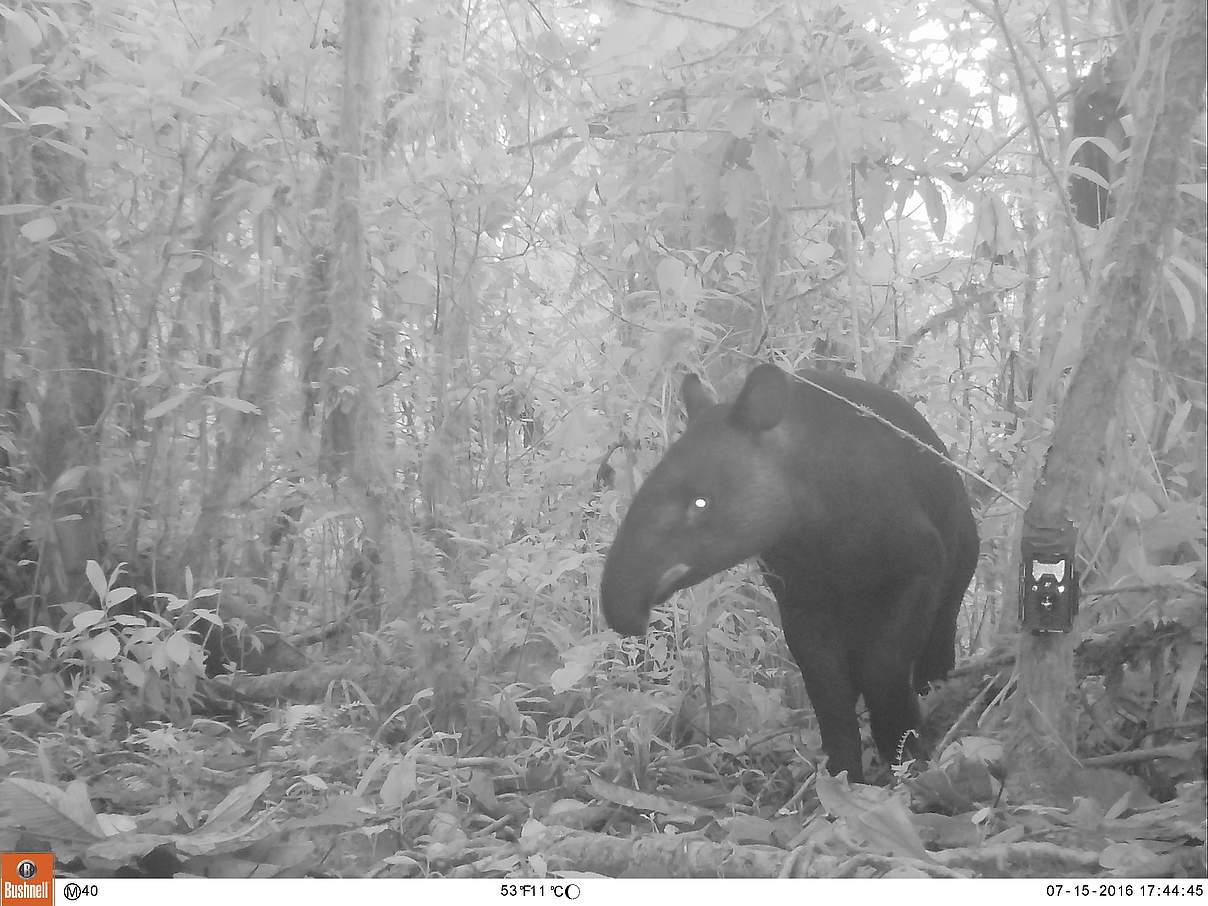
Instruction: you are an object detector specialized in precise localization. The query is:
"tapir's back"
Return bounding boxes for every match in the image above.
[775,369,975,560]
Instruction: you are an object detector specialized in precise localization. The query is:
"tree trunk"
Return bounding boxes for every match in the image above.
[1005,0,1207,801]
[323,0,402,617]
[13,44,113,609]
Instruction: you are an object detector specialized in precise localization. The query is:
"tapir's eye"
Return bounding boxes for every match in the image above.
[687,496,709,522]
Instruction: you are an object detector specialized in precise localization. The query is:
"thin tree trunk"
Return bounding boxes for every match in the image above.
[324,0,401,616]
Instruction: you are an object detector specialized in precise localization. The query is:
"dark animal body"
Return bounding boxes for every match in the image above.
[600,364,978,782]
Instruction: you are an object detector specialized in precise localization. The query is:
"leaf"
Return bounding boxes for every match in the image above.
[655,257,685,295]
[1068,164,1110,190]
[726,96,757,138]
[105,587,137,608]
[144,390,192,421]
[211,396,261,415]
[861,171,889,228]
[381,751,418,807]
[85,560,108,599]
[1178,182,1207,201]
[192,43,226,71]
[549,663,587,693]
[519,817,549,847]
[853,797,930,860]
[1162,400,1192,453]
[1173,641,1205,719]
[356,750,391,797]
[285,794,368,829]
[720,814,775,844]
[42,137,86,161]
[469,770,500,811]
[1120,490,1159,521]
[586,772,710,822]
[1099,841,1174,875]
[911,812,980,848]
[941,735,1003,765]
[800,241,835,265]
[990,196,1019,255]
[120,658,146,687]
[547,140,584,175]
[84,833,175,866]
[86,632,120,661]
[1066,134,1125,165]
[1162,265,1196,339]
[73,609,104,630]
[817,771,930,858]
[428,805,466,845]
[190,608,222,627]
[1167,254,1208,290]
[200,771,272,831]
[5,9,43,47]
[568,112,591,142]
[750,136,791,199]
[165,631,194,665]
[27,106,67,126]
[0,777,105,841]
[4,702,44,718]
[550,641,603,693]
[917,176,947,240]
[0,63,44,89]
[283,704,323,728]
[1134,562,1197,584]
[20,216,57,241]
[816,770,877,814]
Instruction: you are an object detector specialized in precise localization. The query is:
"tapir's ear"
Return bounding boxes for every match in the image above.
[732,364,787,432]
[682,374,714,420]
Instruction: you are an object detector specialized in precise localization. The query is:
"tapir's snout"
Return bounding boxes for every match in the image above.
[600,557,693,636]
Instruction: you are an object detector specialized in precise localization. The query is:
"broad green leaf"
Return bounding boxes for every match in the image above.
[0,63,44,89]
[726,96,756,138]
[917,176,947,240]
[19,216,57,241]
[27,106,67,126]
[199,771,272,831]
[73,610,104,630]
[0,777,105,841]
[4,702,44,718]
[5,9,43,47]
[105,587,137,608]
[211,396,261,415]
[381,752,418,808]
[165,631,195,665]
[86,632,121,661]
[85,560,108,599]
[144,391,192,421]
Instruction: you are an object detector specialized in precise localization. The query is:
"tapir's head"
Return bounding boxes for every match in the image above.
[601,364,798,635]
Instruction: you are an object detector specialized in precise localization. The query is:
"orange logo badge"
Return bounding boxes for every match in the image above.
[0,853,53,906]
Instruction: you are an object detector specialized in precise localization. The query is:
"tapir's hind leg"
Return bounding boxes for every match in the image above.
[861,650,923,765]
[916,591,958,688]
[860,572,944,765]
[918,518,979,687]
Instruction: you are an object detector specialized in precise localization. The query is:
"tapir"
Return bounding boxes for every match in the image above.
[600,364,978,782]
